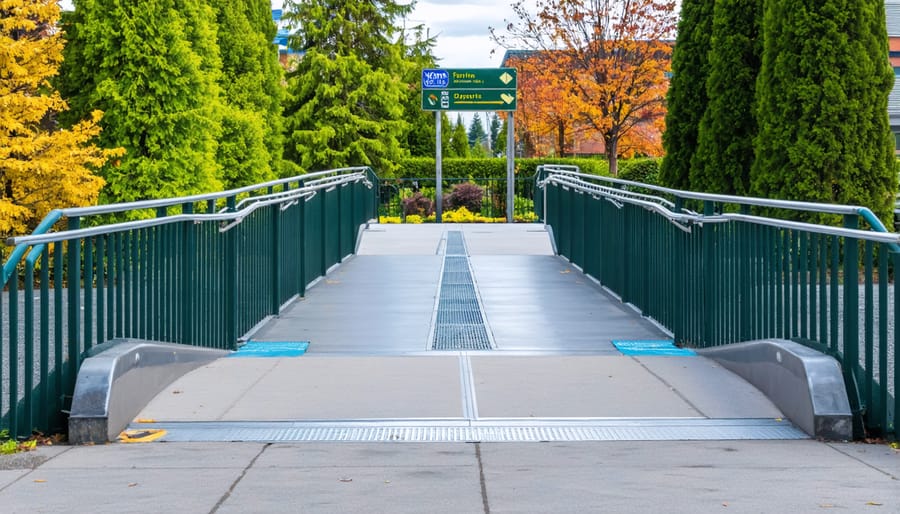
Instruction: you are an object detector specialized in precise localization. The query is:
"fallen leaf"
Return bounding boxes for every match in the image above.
[819,504,835,508]
[172,390,183,395]
[34,479,46,483]
[128,483,138,488]
[339,477,353,483]
[866,502,883,506]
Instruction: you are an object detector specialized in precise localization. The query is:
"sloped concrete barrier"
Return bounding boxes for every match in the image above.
[69,339,229,444]
[698,339,852,440]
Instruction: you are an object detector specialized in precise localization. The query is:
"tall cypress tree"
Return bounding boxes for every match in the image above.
[282,0,411,174]
[691,0,762,196]
[449,115,470,158]
[752,0,896,221]
[659,0,715,190]
[215,0,284,186]
[59,0,222,204]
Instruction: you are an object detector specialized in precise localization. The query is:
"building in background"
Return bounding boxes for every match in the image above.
[272,9,303,69]
[887,1,900,152]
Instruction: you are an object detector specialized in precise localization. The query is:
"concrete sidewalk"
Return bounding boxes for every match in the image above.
[1,439,897,513]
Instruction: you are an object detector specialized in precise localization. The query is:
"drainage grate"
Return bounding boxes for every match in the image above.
[136,418,809,443]
[432,231,493,350]
[433,325,492,350]
[445,231,466,255]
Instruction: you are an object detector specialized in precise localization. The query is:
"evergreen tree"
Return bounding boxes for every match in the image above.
[691,0,762,196]
[659,0,714,190]
[468,113,488,149]
[59,0,222,204]
[283,0,411,174]
[449,115,470,158]
[401,25,439,157]
[489,114,501,156]
[496,118,508,156]
[0,0,119,235]
[751,0,896,221]
[215,0,284,186]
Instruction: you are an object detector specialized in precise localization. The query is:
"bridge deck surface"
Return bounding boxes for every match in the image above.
[137,224,786,431]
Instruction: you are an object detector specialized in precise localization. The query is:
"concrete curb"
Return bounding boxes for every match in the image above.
[68,339,229,444]
[697,339,852,440]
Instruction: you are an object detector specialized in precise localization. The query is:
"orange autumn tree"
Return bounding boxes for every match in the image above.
[493,0,677,174]
[505,51,581,156]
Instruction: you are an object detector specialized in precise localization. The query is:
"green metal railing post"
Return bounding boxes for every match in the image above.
[298,180,307,297]
[270,188,282,315]
[841,215,863,437]
[702,201,715,345]
[181,203,195,345]
[66,217,81,397]
[224,196,238,350]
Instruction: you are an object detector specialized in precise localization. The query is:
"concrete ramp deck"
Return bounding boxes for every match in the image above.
[133,224,804,441]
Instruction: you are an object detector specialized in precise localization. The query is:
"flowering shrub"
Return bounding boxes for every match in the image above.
[445,182,484,213]
[402,192,434,216]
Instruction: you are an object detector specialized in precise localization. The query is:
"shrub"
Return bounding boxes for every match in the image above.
[618,158,660,185]
[402,192,434,216]
[445,182,484,213]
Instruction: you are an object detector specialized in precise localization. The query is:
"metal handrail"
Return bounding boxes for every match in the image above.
[7,172,371,246]
[540,169,900,244]
[538,164,886,220]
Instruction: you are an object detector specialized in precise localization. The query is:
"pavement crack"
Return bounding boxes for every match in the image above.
[475,442,491,514]
[209,443,269,514]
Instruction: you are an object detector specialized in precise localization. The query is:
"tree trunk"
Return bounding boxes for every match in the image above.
[557,120,566,157]
[607,136,619,176]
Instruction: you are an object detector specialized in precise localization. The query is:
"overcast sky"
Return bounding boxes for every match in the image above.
[269,1,536,68]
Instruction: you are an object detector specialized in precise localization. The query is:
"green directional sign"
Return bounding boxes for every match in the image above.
[422,89,517,111]
[421,68,517,112]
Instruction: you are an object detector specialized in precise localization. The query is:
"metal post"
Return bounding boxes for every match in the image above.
[506,112,515,223]
[435,112,443,223]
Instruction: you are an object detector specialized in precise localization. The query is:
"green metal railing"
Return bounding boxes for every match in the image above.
[0,168,378,438]
[378,177,538,221]
[537,165,899,439]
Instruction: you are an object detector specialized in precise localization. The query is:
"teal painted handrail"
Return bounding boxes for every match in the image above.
[2,210,62,284]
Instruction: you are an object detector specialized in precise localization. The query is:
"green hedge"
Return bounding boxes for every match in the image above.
[617,158,661,185]
[390,157,610,179]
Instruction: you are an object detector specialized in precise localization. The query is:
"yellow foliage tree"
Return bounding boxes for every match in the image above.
[0,0,119,237]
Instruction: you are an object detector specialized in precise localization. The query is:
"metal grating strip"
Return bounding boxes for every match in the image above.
[432,231,493,350]
[136,418,809,443]
[445,231,466,255]
[433,324,492,350]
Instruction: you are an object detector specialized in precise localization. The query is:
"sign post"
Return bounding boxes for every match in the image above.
[422,68,518,222]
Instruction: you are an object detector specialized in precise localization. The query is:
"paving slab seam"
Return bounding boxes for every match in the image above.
[219,359,282,421]
[209,442,270,514]
[475,443,491,514]
[0,446,73,494]
[459,353,480,419]
[826,443,900,480]
[632,356,707,417]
